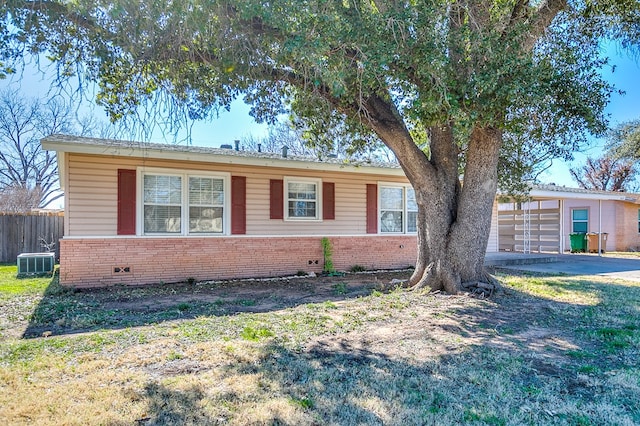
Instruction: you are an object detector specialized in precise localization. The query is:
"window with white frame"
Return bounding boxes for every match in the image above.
[285,178,320,220]
[188,176,225,234]
[141,170,228,235]
[571,208,588,233]
[406,188,418,233]
[380,184,417,233]
[143,174,182,234]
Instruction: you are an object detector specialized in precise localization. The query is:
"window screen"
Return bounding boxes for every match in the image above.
[143,175,182,233]
[189,177,224,233]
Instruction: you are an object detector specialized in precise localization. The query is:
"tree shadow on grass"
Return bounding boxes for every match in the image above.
[107,273,637,425]
[11,270,640,424]
[21,271,405,338]
[125,382,216,426]
[114,326,639,425]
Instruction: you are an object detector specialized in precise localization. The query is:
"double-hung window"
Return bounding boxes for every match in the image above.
[140,169,228,235]
[285,177,321,220]
[143,174,182,234]
[571,208,588,233]
[379,184,417,234]
[189,176,225,234]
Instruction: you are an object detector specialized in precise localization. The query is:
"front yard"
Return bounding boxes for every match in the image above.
[0,263,639,425]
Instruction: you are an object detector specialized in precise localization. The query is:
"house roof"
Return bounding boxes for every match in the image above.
[43,134,638,204]
[41,133,406,177]
[528,184,640,203]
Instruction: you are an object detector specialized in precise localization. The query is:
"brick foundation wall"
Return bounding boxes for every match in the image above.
[58,236,417,288]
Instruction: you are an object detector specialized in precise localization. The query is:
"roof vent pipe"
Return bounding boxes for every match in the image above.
[282,145,288,158]
[234,139,240,151]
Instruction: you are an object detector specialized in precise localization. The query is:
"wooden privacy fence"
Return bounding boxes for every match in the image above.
[0,212,64,263]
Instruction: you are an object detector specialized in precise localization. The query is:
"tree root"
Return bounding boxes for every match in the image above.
[409,262,434,291]
[461,274,502,298]
[405,263,502,298]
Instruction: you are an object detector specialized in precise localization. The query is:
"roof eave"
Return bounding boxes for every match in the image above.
[41,139,406,177]
[529,188,639,203]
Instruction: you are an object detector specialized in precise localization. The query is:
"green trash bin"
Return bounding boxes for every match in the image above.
[569,233,587,253]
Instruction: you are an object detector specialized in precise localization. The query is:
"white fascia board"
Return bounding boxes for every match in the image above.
[41,140,407,177]
[56,152,66,191]
[529,189,638,203]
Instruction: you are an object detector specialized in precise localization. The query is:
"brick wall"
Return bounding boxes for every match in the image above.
[616,204,640,251]
[59,235,417,288]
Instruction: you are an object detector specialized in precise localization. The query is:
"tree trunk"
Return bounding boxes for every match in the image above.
[409,126,502,295]
[363,96,501,295]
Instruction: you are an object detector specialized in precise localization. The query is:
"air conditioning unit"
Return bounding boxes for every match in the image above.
[17,253,55,277]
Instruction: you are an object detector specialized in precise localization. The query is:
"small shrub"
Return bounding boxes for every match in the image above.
[321,237,335,273]
[296,270,308,276]
[332,282,348,295]
[349,265,366,273]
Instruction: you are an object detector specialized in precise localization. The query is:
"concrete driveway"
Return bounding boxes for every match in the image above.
[492,253,640,282]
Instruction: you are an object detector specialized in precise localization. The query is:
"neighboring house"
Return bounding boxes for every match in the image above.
[498,184,640,253]
[45,135,502,288]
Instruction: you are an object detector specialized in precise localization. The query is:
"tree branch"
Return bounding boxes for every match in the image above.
[523,0,569,52]
[362,94,435,185]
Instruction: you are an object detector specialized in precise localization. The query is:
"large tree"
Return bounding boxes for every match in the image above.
[607,119,640,160]
[2,0,637,293]
[0,89,78,211]
[0,88,120,211]
[570,155,636,192]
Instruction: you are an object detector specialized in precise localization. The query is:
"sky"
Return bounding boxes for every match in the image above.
[538,43,640,186]
[1,61,272,146]
[1,42,639,189]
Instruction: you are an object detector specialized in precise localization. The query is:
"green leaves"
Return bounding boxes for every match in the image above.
[2,0,637,186]
[607,119,640,160]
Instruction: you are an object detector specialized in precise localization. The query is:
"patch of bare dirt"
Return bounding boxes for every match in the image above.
[15,269,592,369]
[97,271,405,313]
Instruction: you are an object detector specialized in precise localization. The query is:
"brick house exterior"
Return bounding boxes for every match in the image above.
[45,134,496,288]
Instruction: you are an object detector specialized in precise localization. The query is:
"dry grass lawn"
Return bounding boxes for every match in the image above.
[0,264,639,425]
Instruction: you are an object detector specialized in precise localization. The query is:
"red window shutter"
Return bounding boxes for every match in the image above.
[117,169,136,235]
[323,182,335,220]
[270,179,284,219]
[231,176,246,234]
[366,184,377,234]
